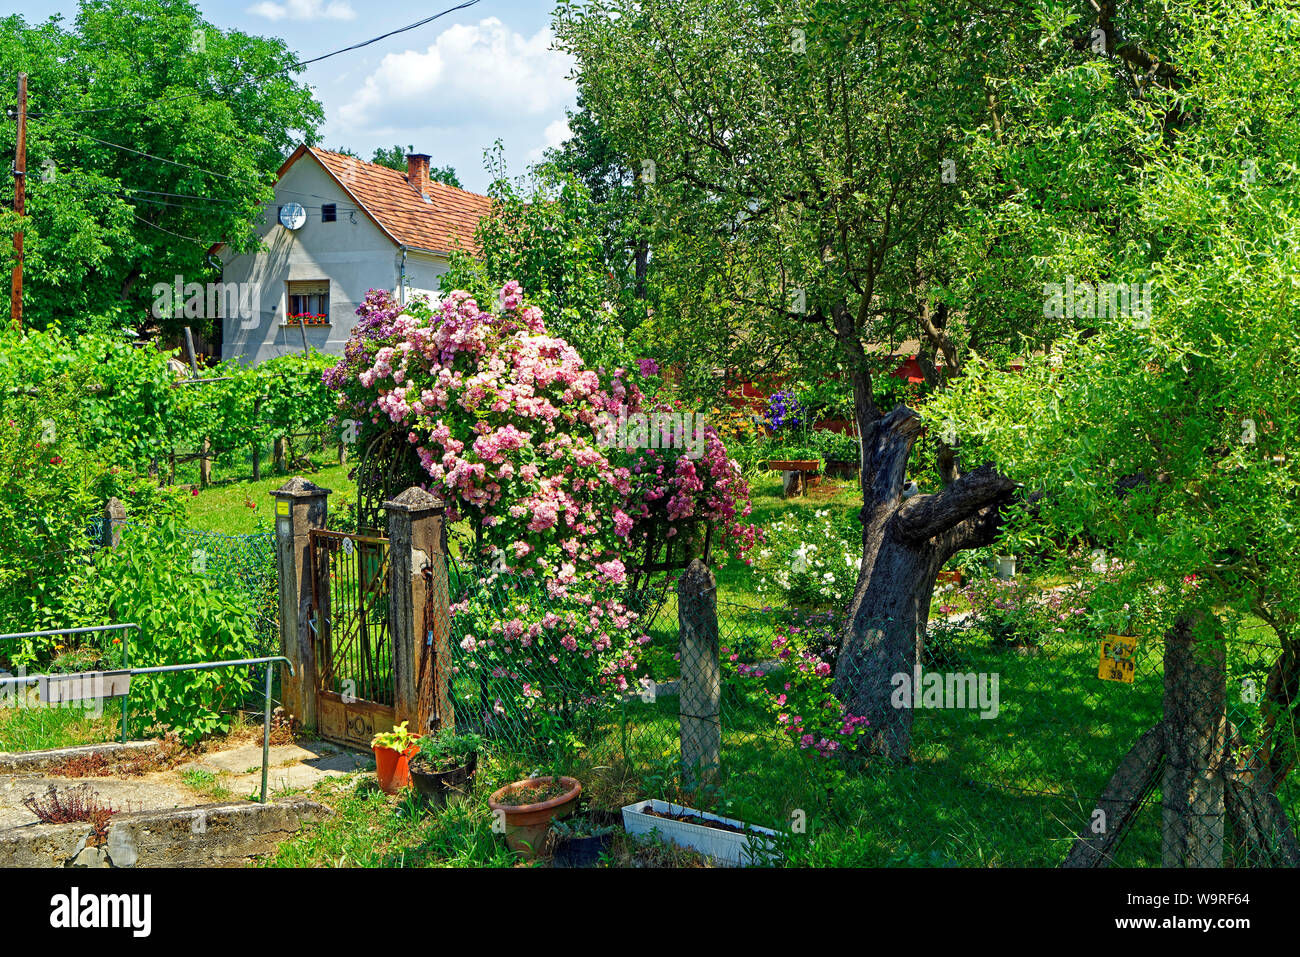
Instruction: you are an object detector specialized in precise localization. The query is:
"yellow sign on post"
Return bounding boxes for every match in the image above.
[275,499,290,517]
[1098,635,1138,683]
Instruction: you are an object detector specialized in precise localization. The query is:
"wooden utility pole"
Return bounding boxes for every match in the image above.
[10,73,26,331]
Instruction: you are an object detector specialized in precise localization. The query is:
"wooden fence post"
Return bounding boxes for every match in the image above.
[678,559,721,788]
[1162,610,1227,867]
[251,398,262,482]
[271,477,330,731]
[199,437,212,487]
[385,487,451,733]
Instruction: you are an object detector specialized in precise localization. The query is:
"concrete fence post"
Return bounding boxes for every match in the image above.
[271,477,330,731]
[385,487,450,733]
[1162,611,1227,866]
[102,497,127,548]
[678,558,721,788]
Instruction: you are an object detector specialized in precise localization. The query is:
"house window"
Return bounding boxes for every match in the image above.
[286,280,330,325]
[321,203,337,223]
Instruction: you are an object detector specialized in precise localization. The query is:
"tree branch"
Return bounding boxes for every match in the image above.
[895,463,1017,545]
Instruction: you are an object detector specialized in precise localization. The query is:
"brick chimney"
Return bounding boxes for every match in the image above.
[406,152,431,196]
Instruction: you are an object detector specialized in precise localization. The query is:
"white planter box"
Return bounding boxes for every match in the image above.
[621,799,781,866]
[995,555,1017,578]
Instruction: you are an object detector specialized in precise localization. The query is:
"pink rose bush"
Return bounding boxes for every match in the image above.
[324,282,757,726]
[729,622,872,758]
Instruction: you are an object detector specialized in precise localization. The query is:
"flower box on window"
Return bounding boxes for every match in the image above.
[285,312,330,327]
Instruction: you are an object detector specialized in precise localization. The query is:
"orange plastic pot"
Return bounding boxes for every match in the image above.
[374,741,420,794]
[488,776,582,858]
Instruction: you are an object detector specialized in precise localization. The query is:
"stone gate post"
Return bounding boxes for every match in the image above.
[271,477,330,730]
[385,487,452,733]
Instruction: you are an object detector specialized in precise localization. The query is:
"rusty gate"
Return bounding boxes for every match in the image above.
[309,529,394,748]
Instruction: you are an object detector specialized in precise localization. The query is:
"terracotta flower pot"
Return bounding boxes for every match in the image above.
[487,776,582,858]
[373,741,420,794]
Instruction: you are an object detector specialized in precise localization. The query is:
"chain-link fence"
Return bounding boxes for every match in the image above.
[177,526,279,658]
[445,558,1299,867]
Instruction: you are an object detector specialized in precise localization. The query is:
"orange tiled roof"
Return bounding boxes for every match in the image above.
[293,145,492,256]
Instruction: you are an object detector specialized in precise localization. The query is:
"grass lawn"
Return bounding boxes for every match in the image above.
[0,700,120,754]
[268,605,1292,867]
[165,461,1296,867]
[180,450,357,536]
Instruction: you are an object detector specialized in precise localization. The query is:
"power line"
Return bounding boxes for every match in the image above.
[130,211,215,248]
[120,189,465,226]
[28,0,483,120]
[124,188,247,204]
[33,122,265,187]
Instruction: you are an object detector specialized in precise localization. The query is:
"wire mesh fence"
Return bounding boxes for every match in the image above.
[176,526,279,659]
[444,558,1300,867]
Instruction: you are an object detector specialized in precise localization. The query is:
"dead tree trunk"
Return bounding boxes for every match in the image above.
[834,406,1017,761]
[251,398,262,482]
[1261,639,1299,788]
[1063,724,1164,867]
[1064,612,1299,867]
[1224,722,1300,866]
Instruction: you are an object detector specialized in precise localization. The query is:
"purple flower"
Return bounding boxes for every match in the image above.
[765,390,807,431]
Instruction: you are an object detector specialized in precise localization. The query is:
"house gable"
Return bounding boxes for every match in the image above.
[218,147,491,365]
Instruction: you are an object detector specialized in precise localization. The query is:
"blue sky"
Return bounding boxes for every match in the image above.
[3,0,577,194]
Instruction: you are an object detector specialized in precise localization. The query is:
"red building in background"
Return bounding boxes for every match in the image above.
[727,348,928,435]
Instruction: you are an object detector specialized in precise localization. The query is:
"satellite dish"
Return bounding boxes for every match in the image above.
[278,203,307,230]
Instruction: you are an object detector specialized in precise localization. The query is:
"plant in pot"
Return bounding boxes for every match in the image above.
[550,811,619,867]
[370,721,421,795]
[408,728,482,807]
[487,725,583,859]
[813,429,861,479]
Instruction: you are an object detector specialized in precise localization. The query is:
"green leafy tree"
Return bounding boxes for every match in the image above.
[928,4,1300,851]
[555,0,1227,758]
[0,0,324,335]
[545,94,650,301]
[440,158,640,368]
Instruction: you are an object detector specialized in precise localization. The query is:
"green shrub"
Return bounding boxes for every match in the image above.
[0,386,186,650]
[98,521,260,743]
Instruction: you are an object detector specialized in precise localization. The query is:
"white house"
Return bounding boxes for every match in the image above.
[214,146,492,364]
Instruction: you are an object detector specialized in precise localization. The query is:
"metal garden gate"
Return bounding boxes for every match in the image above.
[309,529,394,748]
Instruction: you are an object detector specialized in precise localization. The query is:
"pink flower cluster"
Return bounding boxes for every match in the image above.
[726,624,872,759]
[324,282,756,714]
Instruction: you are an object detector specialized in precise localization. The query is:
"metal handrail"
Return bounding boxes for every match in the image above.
[0,654,295,804]
[0,623,136,743]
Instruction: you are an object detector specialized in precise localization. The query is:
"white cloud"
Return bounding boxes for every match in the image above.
[527,118,573,164]
[337,18,576,132]
[248,0,356,21]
